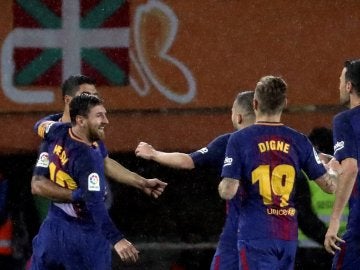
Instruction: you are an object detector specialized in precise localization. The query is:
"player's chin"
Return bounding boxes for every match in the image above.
[98,130,106,140]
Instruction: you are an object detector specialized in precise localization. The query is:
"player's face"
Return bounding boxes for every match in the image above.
[339,67,350,106]
[85,105,109,142]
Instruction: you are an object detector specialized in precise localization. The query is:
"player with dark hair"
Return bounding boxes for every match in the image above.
[325,59,360,269]
[219,75,339,270]
[31,75,167,218]
[135,91,255,270]
[30,94,139,269]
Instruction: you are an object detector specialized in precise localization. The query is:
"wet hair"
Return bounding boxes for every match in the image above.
[254,75,287,114]
[344,60,360,96]
[61,75,96,98]
[234,90,255,117]
[69,93,103,125]
[308,127,333,155]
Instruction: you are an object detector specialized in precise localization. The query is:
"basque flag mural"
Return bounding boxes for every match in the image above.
[7,0,129,103]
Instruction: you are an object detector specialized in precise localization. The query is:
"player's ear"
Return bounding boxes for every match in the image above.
[237,113,243,125]
[253,99,258,111]
[346,81,353,93]
[76,115,85,126]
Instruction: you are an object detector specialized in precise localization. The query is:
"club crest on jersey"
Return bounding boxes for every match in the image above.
[223,157,233,167]
[36,152,49,168]
[88,173,100,191]
[334,141,344,154]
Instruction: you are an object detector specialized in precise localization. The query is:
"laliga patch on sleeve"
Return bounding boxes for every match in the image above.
[88,173,100,191]
[36,152,49,168]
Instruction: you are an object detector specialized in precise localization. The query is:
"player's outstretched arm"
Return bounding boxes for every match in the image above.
[104,156,167,198]
[31,175,74,202]
[218,177,239,200]
[135,141,195,169]
[114,239,140,263]
[324,157,358,254]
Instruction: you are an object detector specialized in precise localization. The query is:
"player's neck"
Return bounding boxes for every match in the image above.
[350,96,360,109]
[255,114,281,123]
[70,126,92,145]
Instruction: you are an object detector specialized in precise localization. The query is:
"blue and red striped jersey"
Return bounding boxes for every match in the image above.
[222,122,326,241]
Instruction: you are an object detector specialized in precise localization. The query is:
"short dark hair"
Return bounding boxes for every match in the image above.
[344,60,360,95]
[235,91,255,117]
[255,75,287,114]
[69,93,103,125]
[61,75,96,98]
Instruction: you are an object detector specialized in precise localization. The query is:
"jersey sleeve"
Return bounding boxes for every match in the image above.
[73,149,124,245]
[221,132,242,179]
[33,113,63,135]
[32,141,51,177]
[300,136,326,180]
[333,113,357,162]
[190,133,229,168]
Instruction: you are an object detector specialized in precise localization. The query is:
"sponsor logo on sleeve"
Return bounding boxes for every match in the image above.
[45,121,55,134]
[197,147,208,154]
[88,173,100,191]
[313,147,322,164]
[223,157,233,167]
[35,152,49,168]
[334,141,344,155]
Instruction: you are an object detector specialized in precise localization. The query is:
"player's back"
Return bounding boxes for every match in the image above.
[222,123,326,241]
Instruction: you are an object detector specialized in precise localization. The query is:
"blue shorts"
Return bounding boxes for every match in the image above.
[30,207,111,270]
[332,234,360,270]
[238,239,297,270]
[210,241,238,270]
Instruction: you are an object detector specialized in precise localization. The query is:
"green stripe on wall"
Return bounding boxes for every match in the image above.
[82,48,126,85]
[81,0,125,28]
[15,49,62,85]
[16,0,61,28]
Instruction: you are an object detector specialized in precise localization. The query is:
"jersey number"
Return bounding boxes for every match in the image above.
[252,164,295,207]
[49,162,77,190]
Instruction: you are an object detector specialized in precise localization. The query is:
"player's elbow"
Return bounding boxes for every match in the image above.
[31,175,44,195]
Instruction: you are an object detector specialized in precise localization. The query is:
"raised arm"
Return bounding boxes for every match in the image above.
[104,156,167,198]
[135,142,195,169]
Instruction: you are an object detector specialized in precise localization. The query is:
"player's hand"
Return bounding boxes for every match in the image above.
[114,239,139,263]
[324,219,345,255]
[135,142,155,160]
[142,178,168,198]
[326,158,343,178]
[318,152,334,164]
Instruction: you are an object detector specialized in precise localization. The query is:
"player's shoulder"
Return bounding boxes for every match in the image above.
[334,106,360,122]
[212,133,231,144]
[40,122,70,140]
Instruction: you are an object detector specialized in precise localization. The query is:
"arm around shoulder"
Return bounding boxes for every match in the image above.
[31,175,73,202]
